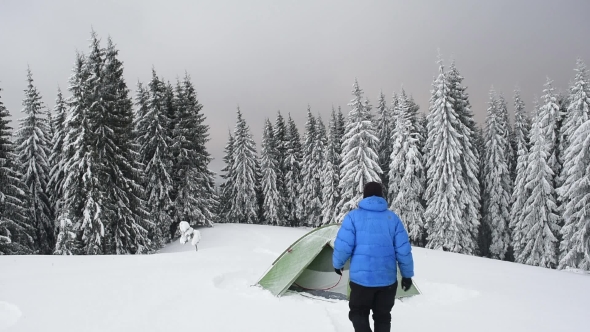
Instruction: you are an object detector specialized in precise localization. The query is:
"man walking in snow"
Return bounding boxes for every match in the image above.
[333,182,414,332]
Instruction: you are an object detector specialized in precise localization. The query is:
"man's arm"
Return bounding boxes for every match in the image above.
[332,214,355,269]
[393,216,414,278]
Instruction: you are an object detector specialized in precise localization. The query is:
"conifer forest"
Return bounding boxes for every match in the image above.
[1,31,589,272]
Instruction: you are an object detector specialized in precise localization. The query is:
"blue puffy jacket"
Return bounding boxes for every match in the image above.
[332,196,414,287]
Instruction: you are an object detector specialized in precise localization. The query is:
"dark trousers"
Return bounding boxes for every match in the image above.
[349,281,397,332]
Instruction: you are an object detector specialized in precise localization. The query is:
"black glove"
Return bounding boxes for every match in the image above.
[401,277,412,291]
[334,268,343,276]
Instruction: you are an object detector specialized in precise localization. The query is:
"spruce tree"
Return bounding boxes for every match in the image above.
[321,109,341,225]
[333,106,346,200]
[407,94,425,151]
[558,119,590,270]
[60,33,150,255]
[173,74,216,228]
[273,111,288,214]
[482,90,511,260]
[136,69,173,248]
[59,51,90,255]
[297,108,316,225]
[558,60,589,196]
[226,108,259,224]
[557,59,590,270]
[100,37,150,254]
[417,112,428,157]
[219,131,235,223]
[517,108,560,268]
[313,115,327,226]
[424,59,475,254]
[375,91,393,192]
[48,88,68,224]
[447,61,481,253]
[284,114,302,226]
[164,81,180,229]
[260,119,285,225]
[335,79,382,223]
[509,90,531,260]
[297,107,324,227]
[389,91,425,246]
[15,68,54,253]
[540,79,562,187]
[335,106,346,158]
[0,87,34,254]
[496,94,515,186]
[474,125,487,255]
[72,31,108,254]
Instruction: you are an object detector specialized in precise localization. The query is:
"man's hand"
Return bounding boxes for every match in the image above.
[401,277,413,291]
[334,268,343,276]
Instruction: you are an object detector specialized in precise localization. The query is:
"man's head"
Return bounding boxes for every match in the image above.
[363,182,383,198]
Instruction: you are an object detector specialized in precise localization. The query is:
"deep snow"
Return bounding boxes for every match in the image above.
[1,224,589,331]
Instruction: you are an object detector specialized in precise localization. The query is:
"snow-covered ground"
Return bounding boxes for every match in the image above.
[1,224,589,331]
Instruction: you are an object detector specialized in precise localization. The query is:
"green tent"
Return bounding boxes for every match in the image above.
[256,224,420,300]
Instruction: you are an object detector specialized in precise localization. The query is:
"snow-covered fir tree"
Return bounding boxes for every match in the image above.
[314,115,327,225]
[164,81,180,228]
[446,61,480,253]
[296,108,316,225]
[417,111,428,156]
[218,131,235,223]
[46,109,55,158]
[389,91,425,246]
[375,91,393,192]
[509,90,531,260]
[58,51,89,255]
[539,78,563,187]
[134,82,150,128]
[333,106,346,199]
[517,106,560,268]
[272,111,288,216]
[225,108,259,224]
[284,114,302,226]
[558,118,590,270]
[557,59,590,270]
[335,79,382,223]
[558,60,589,195]
[0,87,34,254]
[59,33,150,255]
[64,33,108,255]
[424,59,476,254]
[335,106,346,157]
[321,108,341,225]
[47,88,68,223]
[297,107,324,227]
[473,125,487,253]
[135,69,173,248]
[173,74,217,229]
[482,90,511,260]
[94,37,150,254]
[15,68,54,253]
[260,119,286,225]
[496,94,515,185]
[407,94,425,151]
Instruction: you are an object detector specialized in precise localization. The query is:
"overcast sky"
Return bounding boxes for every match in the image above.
[1,0,589,175]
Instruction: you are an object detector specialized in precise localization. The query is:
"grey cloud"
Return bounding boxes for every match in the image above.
[1,0,589,175]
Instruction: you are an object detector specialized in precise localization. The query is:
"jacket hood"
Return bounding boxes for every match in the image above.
[358,196,388,212]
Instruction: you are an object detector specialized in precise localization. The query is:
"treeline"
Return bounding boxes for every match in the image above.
[1,32,588,271]
[0,31,216,255]
[219,58,589,271]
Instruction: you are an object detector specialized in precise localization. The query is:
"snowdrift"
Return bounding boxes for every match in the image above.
[0,224,588,332]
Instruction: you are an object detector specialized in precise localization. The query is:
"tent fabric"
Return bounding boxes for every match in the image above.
[256,224,420,299]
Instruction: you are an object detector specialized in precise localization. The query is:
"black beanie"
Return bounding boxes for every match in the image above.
[363,182,383,198]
